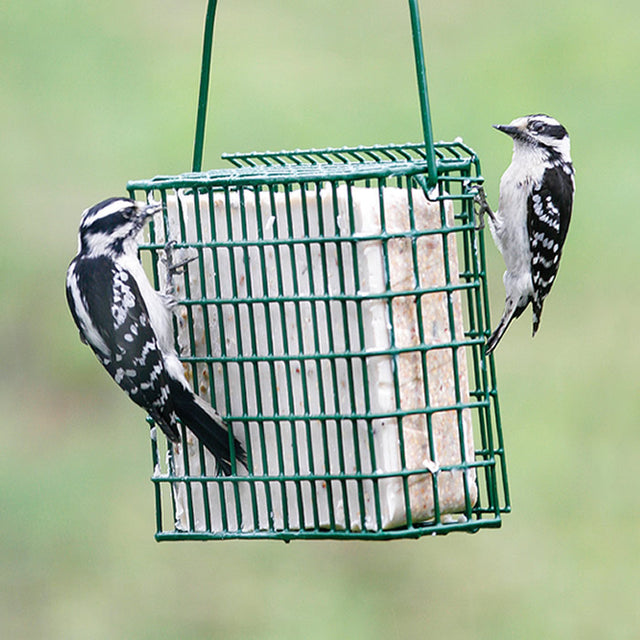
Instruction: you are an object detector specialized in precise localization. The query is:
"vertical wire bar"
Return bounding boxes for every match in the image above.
[473,187,505,518]
[174,194,198,531]
[489,355,509,513]
[391,179,418,529]
[401,181,424,529]
[282,184,310,530]
[192,0,218,172]
[484,278,510,514]
[346,179,374,531]
[312,181,337,531]
[175,194,201,411]
[451,193,475,518]
[218,187,256,530]
[219,192,245,531]
[406,179,437,527]
[343,184,370,532]
[458,175,486,521]
[237,187,275,530]
[350,183,386,531]
[197,190,235,531]
[458,175,488,520]
[316,182,341,531]
[298,183,322,531]
[150,430,164,537]
[407,0,437,188]
[135,187,167,536]
[375,178,408,530]
[459,181,486,523]
[436,184,474,519]
[175,195,206,530]
[470,176,508,516]
[158,189,182,533]
[160,195,195,531]
[262,184,293,531]
[222,186,254,527]
[251,186,286,532]
[191,191,216,533]
[333,180,357,530]
[407,179,442,525]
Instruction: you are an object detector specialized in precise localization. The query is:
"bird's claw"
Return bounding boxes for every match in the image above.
[472,185,495,231]
[162,240,197,297]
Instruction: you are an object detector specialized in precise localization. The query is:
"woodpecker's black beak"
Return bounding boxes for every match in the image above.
[130,201,161,233]
[493,124,520,137]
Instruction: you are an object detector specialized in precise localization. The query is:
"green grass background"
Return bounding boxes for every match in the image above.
[2,0,639,637]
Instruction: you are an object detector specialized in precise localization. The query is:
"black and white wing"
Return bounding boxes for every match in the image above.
[65,254,181,442]
[527,165,574,334]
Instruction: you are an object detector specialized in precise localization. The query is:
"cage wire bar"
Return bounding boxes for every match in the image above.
[127,0,510,541]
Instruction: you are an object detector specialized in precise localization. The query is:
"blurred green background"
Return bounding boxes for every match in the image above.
[2,0,639,637]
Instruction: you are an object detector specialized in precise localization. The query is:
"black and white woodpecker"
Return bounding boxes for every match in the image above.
[66,197,245,474]
[475,114,575,354]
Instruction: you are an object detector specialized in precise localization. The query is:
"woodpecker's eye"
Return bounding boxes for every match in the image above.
[527,120,544,133]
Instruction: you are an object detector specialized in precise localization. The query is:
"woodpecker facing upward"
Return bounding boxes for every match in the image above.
[66,197,245,474]
[476,114,575,354]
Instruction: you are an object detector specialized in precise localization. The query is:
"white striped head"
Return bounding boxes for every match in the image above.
[77,197,160,257]
[494,114,571,164]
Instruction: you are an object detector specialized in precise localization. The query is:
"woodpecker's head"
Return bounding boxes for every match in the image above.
[77,197,160,257]
[494,114,571,164]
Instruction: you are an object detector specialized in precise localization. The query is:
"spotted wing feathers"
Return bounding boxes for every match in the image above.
[66,255,181,442]
[527,165,574,334]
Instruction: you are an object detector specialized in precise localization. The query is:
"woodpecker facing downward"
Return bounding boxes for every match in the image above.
[66,197,245,474]
[476,114,575,354]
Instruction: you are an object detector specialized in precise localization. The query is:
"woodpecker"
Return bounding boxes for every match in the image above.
[66,197,245,474]
[476,114,575,354]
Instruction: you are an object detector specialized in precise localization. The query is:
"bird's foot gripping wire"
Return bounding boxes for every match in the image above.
[472,185,495,230]
[161,240,197,305]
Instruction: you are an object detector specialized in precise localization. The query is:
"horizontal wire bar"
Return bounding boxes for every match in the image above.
[152,458,496,485]
[166,281,479,310]
[158,398,490,424]
[140,222,473,250]
[221,140,478,165]
[154,516,503,542]
[128,156,477,191]
[179,337,484,365]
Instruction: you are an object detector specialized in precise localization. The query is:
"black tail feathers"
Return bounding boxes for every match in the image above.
[485,297,529,355]
[485,310,516,355]
[169,380,246,475]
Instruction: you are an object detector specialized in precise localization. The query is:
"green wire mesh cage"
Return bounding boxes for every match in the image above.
[126,0,509,541]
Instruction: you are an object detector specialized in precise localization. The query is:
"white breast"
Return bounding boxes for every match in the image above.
[492,145,548,264]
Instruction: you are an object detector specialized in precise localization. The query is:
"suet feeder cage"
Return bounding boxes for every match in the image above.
[127,0,510,541]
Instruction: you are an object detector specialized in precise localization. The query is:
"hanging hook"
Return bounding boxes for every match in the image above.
[191,0,438,188]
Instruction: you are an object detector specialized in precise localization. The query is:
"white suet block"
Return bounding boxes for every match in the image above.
[154,185,476,532]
